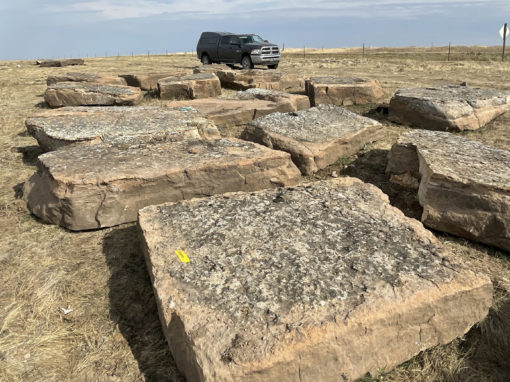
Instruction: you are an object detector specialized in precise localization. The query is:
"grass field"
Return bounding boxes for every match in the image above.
[0,48,509,381]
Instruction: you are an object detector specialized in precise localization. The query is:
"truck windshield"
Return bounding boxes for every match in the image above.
[238,35,265,44]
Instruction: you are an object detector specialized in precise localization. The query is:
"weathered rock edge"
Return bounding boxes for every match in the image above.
[387,129,510,251]
[37,59,84,67]
[388,85,510,131]
[46,72,127,86]
[138,177,492,382]
[305,77,386,106]
[242,104,381,174]
[25,106,220,152]
[44,82,143,107]
[23,139,301,231]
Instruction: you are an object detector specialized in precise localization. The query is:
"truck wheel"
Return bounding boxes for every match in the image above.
[241,55,254,69]
[268,64,279,69]
[201,54,211,65]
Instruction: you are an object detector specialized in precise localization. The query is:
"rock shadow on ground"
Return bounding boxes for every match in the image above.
[102,225,184,382]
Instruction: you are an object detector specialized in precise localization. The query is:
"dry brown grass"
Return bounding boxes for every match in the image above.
[0,49,509,381]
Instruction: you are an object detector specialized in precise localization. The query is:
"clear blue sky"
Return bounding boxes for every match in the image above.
[1,0,508,60]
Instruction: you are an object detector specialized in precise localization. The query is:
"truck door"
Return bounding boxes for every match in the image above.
[218,35,241,63]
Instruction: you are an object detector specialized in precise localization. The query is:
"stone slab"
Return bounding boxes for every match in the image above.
[25,106,220,152]
[387,129,510,251]
[216,69,305,92]
[193,64,232,75]
[231,88,310,111]
[46,72,127,86]
[158,73,221,100]
[305,77,386,106]
[23,139,301,231]
[44,82,143,107]
[242,104,382,174]
[120,72,187,91]
[37,59,85,67]
[389,85,510,131]
[138,177,492,382]
[165,98,291,128]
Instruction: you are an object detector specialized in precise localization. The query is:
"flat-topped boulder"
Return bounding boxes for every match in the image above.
[120,72,187,91]
[46,72,127,86]
[306,77,386,106]
[44,82,143,107]
[389,85,510,131]
[193,64,232,75]
[231,88,310,111]
[242,104,382,174]
[23,139,301,231]
[138,177,492,382]
[158,73,221,100]
[25,106,219,151]
[216,69,304,92]
[165,98,292,128]
[387,129,510,251]
[37,59,84,67]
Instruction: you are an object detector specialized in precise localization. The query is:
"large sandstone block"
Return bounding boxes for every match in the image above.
[138,177,493,382]
[158,73,221,100]
[231,88,310,111]
[389,85,510,131]
[23,139,300,231]
[193,64,232,75]
[387,129,510,251]
[165,98,290,128]
[120,72,187,91]
[44,82,143,107]
[37,59,84,67]
[242,104,382,174]
[216,69,304,92]
[46,72,127,86]
[25,106,219,152]
[306,77,386,106]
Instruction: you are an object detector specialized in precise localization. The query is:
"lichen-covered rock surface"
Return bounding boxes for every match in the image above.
[46,72,127,86]
[242,104,381,174]
[305,76,386,106]
[389,85,510,131]
[138,177,493,382]
[216,69,304,91]
[23,139,300,231]
[165,97,290,128]
[44,82,143,107]
[387,129,510,251]
[158,73,221,100]
[25,106,219,151]
[119,72,187,91]
[231,88,310,111]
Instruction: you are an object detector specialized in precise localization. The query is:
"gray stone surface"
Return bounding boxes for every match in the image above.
[120,72,187,91]
[231,88,310,111]
[139,177,492,382]
[25,106,220,151]
[242,104,382,174]
[389,85,510,131]
[44,82,143,107]
[387,129,510,251]
[193,64,232,75]
[216,69,305,92]
[37,59,84,67]
[158,73,221,100]
[46,72,127,86]
[23,139,301,231]
[306,76,386,106]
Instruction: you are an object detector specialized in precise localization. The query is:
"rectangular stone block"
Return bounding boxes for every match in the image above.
[387,129,510,251]
[158,73,221,100]
[26,106,219,152]
[120,72,186,91]
[242,104,381,174]
[306,77,386,106]
[389,85,510,131]
[138,177,492,382]
[46,72,127,86]
[216,69,304,92]
[23,139,301,231]
[231,88,310,111]
[37,59,85,67]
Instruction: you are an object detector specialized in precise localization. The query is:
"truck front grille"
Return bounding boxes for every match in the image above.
[261,46,279,55]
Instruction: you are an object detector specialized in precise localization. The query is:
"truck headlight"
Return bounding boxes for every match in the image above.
[251,49,261,55]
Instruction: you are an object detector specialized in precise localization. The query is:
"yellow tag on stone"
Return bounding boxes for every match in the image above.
[175,250,190,263]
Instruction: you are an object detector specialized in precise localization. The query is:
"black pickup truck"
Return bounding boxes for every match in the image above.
[196,32,280,69]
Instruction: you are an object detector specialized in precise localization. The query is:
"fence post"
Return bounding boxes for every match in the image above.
[362,43,365,60]
[448,42,451,62]
[303,45,306,59]
[503,23,508,61]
